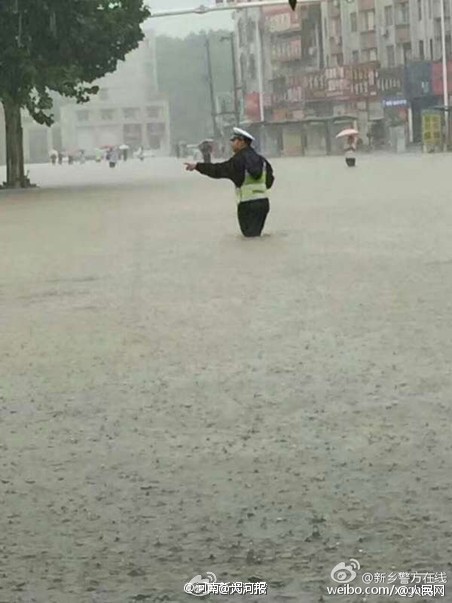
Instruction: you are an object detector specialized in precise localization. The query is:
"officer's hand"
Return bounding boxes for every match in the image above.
[184,162,197,172]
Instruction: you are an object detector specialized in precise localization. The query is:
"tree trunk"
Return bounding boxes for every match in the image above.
[2,99,29,189]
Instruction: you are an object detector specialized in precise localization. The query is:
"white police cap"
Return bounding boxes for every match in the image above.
[231,127,255,142]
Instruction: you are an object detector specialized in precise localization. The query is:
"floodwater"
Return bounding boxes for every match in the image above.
[1,155,451,602]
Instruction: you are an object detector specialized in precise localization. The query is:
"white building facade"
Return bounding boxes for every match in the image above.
[0,32,170,164]
[60,33,170,156]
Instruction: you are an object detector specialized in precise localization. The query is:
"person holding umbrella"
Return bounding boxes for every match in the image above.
[185,127,274,238]
[107,146,119,168]
[336,128,359,167]
[119,143,129,161]
[199,139,213,163]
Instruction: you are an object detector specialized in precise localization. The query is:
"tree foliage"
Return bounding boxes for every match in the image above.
[156,31,233,145]
[1,0,149,115]
[0,0,149,186]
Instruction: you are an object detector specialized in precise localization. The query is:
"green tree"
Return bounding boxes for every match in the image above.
[156,31,233,146]
[0,0,149,188]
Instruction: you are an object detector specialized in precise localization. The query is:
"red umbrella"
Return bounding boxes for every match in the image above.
[336,128,359,139]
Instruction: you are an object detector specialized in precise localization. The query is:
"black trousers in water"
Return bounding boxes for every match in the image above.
[237,199,270,237]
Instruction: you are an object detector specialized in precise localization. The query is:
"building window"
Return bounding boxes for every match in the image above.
[99,88,109,101]
[352,50,360,64]
[418,0,422,20]
[149,135,161,150]
[428,0,432,18]
[363,48,377,62]
[101,109,114,121]
[396,2,410,25]
[249,54,257,80]
[123,107,140,120]
[246,20,255,43]
[238,22,244,46]
[387,45,395,67]
[77,110,89,122]
[361,10,376,31]
[334,53,344,66]
[419,39,425,60]
[240,54,247,92]
[332,17,341,37]
[147,106,161,119]
[350,12,357,33]
[430,38,434,59]
[147,122,165,134]
[385,5,394,27]
[402,42,412,63]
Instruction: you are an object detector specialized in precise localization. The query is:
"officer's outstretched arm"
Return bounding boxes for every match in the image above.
[195,158,237,182]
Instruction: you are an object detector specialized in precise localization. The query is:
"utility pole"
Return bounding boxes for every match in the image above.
[221,33,241,126]
[440,0,449,150]
[205,34,219,139]
[230,34,241,126]
[255,19,265,123]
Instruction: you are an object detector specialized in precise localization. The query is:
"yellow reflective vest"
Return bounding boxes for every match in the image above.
[236,168,268,205]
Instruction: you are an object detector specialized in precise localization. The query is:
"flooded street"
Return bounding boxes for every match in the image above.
[1,155,452,602]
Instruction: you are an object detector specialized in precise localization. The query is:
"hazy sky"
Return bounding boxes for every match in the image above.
[145,0,233,37]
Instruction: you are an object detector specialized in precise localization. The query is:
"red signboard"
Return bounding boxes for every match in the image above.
[302,72,327,100]
[432,61,452,95]
[301,62,379,102]
[245,92,261,122]
[349,62,379,97]
[378,67,404,95]
[264,4,300,32]
[271,38,302,61]
[324,66,351,98]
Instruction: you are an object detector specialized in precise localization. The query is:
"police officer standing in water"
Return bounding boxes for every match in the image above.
[185,127,275,238]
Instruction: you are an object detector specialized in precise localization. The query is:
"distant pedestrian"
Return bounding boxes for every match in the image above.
[199,140,213,163]
[344,135,357,168]
[50,149,58,166]
[120,144,129,161]
[58,151,64,165]
[108,147,119,168]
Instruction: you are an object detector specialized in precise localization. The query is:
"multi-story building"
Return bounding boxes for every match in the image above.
[233,0,452,154]
[0,31,170,165]
[61,32,170,156]
[319,0,452,144]
[263,2,328,154]
[321,0,452,68]
[234,5,270,127]
[228,0,452,154]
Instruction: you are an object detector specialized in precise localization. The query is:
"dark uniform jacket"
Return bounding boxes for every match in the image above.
[195,146,275,195]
